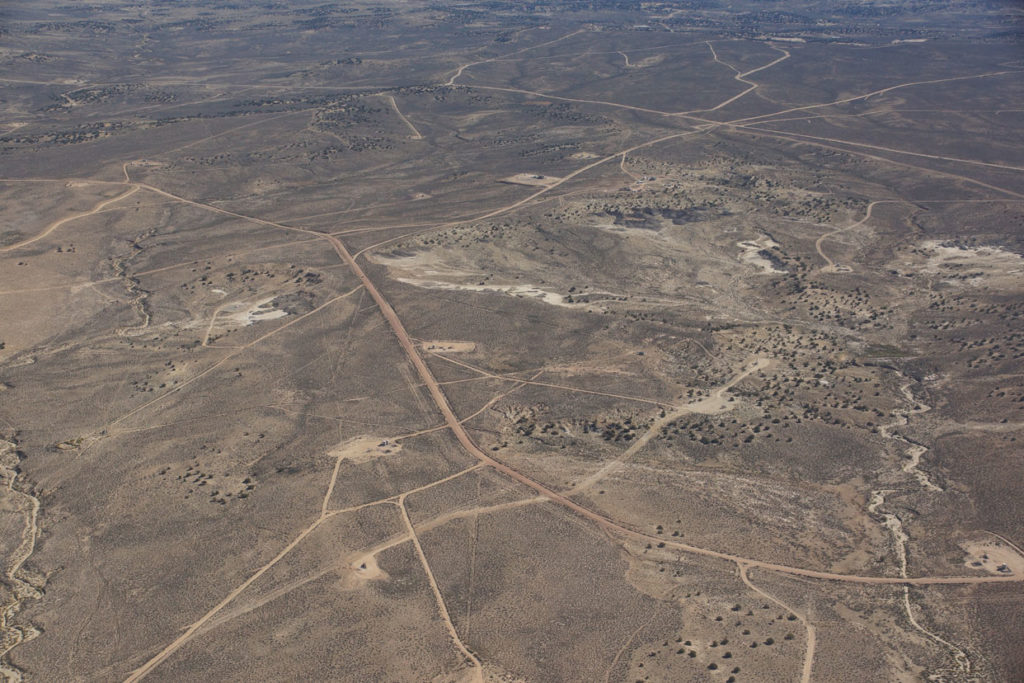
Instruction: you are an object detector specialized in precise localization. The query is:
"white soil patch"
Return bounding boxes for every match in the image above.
[569,151,600,160]
[374,252,579,308]
[738,236,785,274]
[328,436,402,465]
[414,279,573,307]
[962,538,1024,576]
[190,295,290,342]
[335,551,388,590]
[223,297,288,326]
[421,340,476,353]
[627,54,666,68]
[591,221,664,238]
[919,240,1024,285]
[500,172,562,187]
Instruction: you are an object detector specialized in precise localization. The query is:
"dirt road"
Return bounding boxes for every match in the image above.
[0,186,139,253]
[569,357,771,494]
[815,200,886,272]
[384,95,423,139]
[693,42,790,114]
[739,564,816,683]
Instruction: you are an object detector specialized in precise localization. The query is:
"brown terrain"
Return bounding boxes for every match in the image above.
[1,1,1023,681]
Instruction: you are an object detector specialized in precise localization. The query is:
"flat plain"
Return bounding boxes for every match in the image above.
[1,1,1024,681]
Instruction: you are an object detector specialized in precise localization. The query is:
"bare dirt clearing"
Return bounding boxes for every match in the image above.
[500,173,563,187]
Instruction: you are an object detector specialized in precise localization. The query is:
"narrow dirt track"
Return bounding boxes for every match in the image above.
[745,124,1024,172]
[815,199,888,271]
[398,495,482,680]
[739,564,816,683]
[0,186,139,253]
[384,95,423,139]
[690,42,789,114]
[124,457,487,682]
[445,28,586,86]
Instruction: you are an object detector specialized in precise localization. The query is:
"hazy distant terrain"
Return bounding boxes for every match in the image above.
[2,1,1023,680]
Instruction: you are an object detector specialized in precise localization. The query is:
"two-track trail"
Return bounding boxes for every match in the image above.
[814,199,889,272]
[693,42,790,114]
[0,186,139,253]
[739,564,816,683]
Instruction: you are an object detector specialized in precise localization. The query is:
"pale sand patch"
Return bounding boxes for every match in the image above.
[962,538,1024,576]
[738,236,786,274]
[328,436,403,465]
[403,278,574,307]
[625,54,665,68]
[336,550,388,589]
[220,297,289,327]
[500,172,563,187]
[591,221,664,238]
[421,340,476,353]
[376,252,577,307]
[920,240,1024,286]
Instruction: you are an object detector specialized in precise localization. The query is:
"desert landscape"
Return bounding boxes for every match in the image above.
[1,1,1023,681]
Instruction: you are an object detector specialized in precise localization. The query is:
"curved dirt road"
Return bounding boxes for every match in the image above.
[0,186,139,253]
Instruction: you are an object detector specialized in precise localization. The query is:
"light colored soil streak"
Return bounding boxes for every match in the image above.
[901,586,971,678]
[870,379,973,677]
[882,382,941,493]
[384,95,423,139]
[0,438,42,682]
[603,610,660,683]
